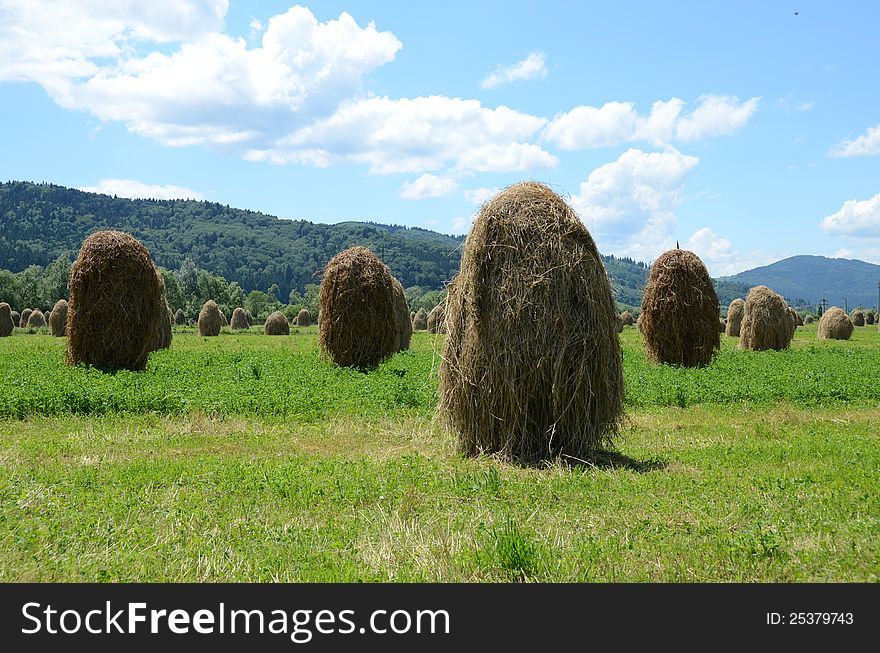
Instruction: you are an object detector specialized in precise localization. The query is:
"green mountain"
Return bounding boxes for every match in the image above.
[722,255,880,311]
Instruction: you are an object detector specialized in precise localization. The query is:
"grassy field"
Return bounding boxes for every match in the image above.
[1,325,878,581]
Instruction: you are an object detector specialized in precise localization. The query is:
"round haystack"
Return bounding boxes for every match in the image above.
[219,310,228,327]
[197,300,222,336]
[725,298,745,337]
[230,307,249,330]
[786,306,800,334]
[427,303,446,334]
[27,309,46,328]
[738,286,793,351]
[264,310,290,335]
[295,308,311,327]
[66,230,164,371]
[851,309,865,327]
[19,308,32,328]
[803,314,814,324]
[155,301,173,350]
[391,277,412,352]
[639,249,720,367]
[0,303,13,337]
[439,181,624,463]
[48,299,68,336]
[620,310,634,327]
[412,308,428,331]
[318,246,399,368]
[719,318,726,332]
[818,306,854,340]
[866,311,875,325]
[174,308,186,325]
[10,310,20,328]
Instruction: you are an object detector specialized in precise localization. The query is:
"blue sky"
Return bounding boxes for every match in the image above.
[1,1,879,275]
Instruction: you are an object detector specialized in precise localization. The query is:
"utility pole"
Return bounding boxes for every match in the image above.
[877,281,879,315]
[819,298,827,317]
[843,297,848,313]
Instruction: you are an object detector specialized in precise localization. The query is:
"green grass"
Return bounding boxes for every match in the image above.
[0,324,878,581]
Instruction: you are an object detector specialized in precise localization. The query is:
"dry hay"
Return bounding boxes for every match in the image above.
[155,299,173,350]
[738,285,793,351]
[427,303,446,334]
[19,308,32,328]
[27,309,46,328]
[295,308,311,327]
[10,310,20,328]
[866,311,875,325]
[786,306,801,333]
[439,181,624,463]
[619,310,634,327]
[803,314,814,324]
[264,310,290,335]
[174,308,186,325]
[850,309,865,327]
[639,249,720,367]
[391,276,412,351]
[66,230,164,371]
[230,307,249,330]
[412,308,428,331]
[219,310,228,327]
[0,303,13,337]
[719,318,726,332]
[318,246,399,368]
[818,306,853,340]
[198,300,222,336]
[636,312,644,333]
[49,299,68,336]
[725,298,745,337]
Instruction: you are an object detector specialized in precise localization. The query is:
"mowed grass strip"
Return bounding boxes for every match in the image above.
[0,406,877,582]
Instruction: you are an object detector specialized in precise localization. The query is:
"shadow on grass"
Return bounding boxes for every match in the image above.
[559,450,667,473]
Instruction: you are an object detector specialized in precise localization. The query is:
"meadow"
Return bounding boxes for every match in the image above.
[0,325,878,581]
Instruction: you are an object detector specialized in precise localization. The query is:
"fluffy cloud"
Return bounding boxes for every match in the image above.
[829,125,880,158]
[463,187,500,205]
[543,95,759,150]
[451,216,469,234]
[820,193,880,237]
[686,227,733,262]
[79,178,203,200]
[481,51,547,89]
[399,174,458,200]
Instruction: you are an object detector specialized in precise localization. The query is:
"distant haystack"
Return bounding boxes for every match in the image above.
[230,307,249,330]
[412,308,428,331]
[786,306,800,336]
[719,318,726,332]
[851,309,865,327]
[219,310,228,327]
[619,310,634,327]
[803,314,814,324]
[198,300,222,336]
[10,310,20,328]
[738,286,793,351]
[0,303,13,337]
[866,311,875,325]
[20,308,32,328]
[264,310,290,335]
[49,299,68,337]
[174,308,186,326]
[155,300,172,350]
[818,307,853,340]
[27,309,46,328]
[295,308,311,327]
[391,277,412,351]
[427,303,446,334]
[725,299,745,337]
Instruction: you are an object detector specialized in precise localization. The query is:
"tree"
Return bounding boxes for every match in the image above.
[246,290,270,322]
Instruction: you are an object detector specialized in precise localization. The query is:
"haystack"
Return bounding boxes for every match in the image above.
[230,307,249,330]
[0,303,13,337]
[219,310,228,327]
[198,300,222,336]
[725,298,745,337]
[866,311,875,325]
[639,249,720,367]
[427,303,446,334]
[155,300,173,350]
[66,230,164,371]
[851,309,865,327]
[738,286,793,351]
[264,310,290,335]
[620,310,634,327]
[786,306,800,334]
[295,308,311,327]
[439,181,624,463]
[244,310,252,327]
[10,310,20,328]
[27,309,46,328]
[48,299,68,336]
[412,308,428,331]
[818,307,853,340]
[803,314,814,324]
[174,308,186,325]
[719,318,726,332]
[19,308,32,328]
[391,277,412,351]
[318,246,399,368]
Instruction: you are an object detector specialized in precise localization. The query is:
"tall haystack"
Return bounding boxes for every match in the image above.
[295,308,311,327]
[19,308,32,328]
[725,298,745,337]
[427,303,446,334]
[10,310,20,328]
[174,308,186,325]
[439,181,624,463]
[803,314,814,324]
[866,311,876,325]
[230,307,249,330]
[198,300,222,336]
[0,303,13,337]
[818,306,854,340]
[391,277,412,351]
[48,299,68,336]
[27,309,46,328]
[738,286,793,351]
[639,249,720,367]
[264,310,290,335]
[66,230,164,371]
[412,308,428,331]
[851,309,865,327]
[318,246,399,368]
[620,310,634,327]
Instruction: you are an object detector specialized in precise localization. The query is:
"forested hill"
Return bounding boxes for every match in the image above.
[0,181,464,299]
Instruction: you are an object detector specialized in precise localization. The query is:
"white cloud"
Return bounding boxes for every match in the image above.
[833,248,856,259]
[776,94,814,112]
[464,187,500,205]
[481,51,547,89]
[686,227,733,262]
[79,178,203,200]
[829,125,880,157]
[399,174,458,199]
[544,95,759,150]
[820,193,880,237]
[451,217,469,234]
[249,95,556,175]
[571,147,699,261]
